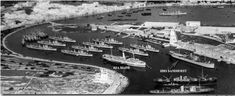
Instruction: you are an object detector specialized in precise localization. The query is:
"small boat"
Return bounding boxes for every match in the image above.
[217,6,224,9]
[159,11,187,16]
[97,16,104,20]
[21,39,25,46]
[146,8,151,11]
[141,12,151,16]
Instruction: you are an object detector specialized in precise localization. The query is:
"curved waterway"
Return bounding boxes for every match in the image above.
[4,6,235,94]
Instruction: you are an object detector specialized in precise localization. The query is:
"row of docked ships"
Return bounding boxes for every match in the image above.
[149,61,217,94]
[87,39,160,68]
[150,73,217,94]
[23,33,160,68]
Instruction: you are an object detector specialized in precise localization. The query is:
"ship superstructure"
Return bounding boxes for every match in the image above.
[169,51,215,68]
[83,42,113,49]
[37,40,66,46]
[26,44,57,51]
[130,44,159,52]
[102,51,146,67]
[71,45,103,52]
[118,47,149,56]
[49,36,76,42]
[93,38,123,45]
[61,49,93,57]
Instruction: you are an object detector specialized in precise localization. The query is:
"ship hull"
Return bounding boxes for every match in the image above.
[154,79,217,85]
[104,42,123,45]
[61,52,93,57]
[170,53,215,69]
[150,89,214,94]
[72,46,103,53]
[130,45,159,53]
[83,42,113,49]
[102,55,146,68]
[118,48,149,56]
[93,39,123,45]
[37,42,66,47]
[26,47,57,51]
[49,37,76,43]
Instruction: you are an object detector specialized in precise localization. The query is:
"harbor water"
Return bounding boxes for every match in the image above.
[4,5,235,94]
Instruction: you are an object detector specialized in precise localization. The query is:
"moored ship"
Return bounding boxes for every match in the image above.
[37,40,66,46]
[154,75,217,85]
[23,34,40,41]
[93,38,123,45]
[141,12,152,16]
[61,49,93,57]
[23,31,48,41]
[82,42,113,49]
[71,45,103,52]
[34,31,48,38]
[118,47,149,56]
[159,11,187,16]
[26,44,57,51]
[149,85,214,94]
[49,36,76,42]
[103,38,123,45]
[169,51,215,68]
[130,44,159,52]
[102,52,146,67]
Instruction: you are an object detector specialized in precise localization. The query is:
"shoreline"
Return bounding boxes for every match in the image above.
[1,2,235,32]
[1,20,129,94]
[0,1,134,32]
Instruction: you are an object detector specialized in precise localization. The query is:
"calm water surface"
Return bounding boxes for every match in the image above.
[4,6,235,94]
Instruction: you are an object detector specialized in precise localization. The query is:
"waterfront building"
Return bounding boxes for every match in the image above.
[195,26,235,34]
[141,22,179,29]
[149,29,171,39]
[186,21,201,27]
[93,68,113,84]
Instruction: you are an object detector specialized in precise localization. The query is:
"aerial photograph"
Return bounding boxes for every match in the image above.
[1,0,235,95]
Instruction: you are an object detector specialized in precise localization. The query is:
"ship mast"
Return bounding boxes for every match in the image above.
[110,48,113,55]
[132,51,135,58]
[201,67,204,79]
[122,51,126,59]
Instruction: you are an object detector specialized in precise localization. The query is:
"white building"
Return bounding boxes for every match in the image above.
[195,26,235,34]
[186,21,201,27]
[169,29,179,46]
[141,21,179,29]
